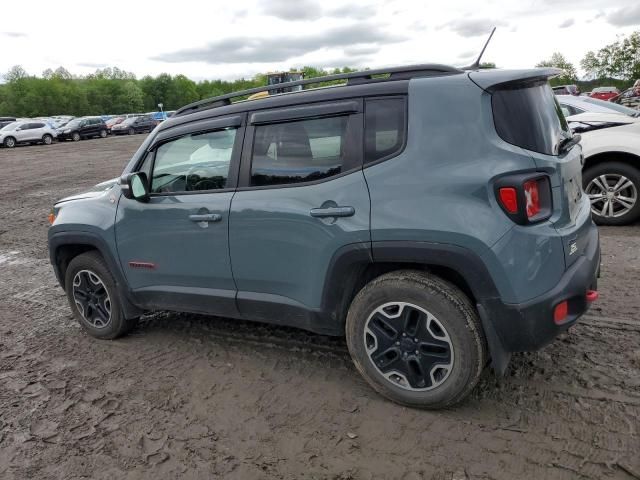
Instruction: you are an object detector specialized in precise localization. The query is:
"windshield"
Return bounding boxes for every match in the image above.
[492,82,571,156]
[65,119,82,128]
[582,97,639,116]
[122,117,138,125]
[1,121,20,131]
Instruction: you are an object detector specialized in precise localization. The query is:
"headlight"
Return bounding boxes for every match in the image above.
[63,129,71,133]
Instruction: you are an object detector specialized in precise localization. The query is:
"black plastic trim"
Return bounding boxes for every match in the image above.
[249,100,360,125]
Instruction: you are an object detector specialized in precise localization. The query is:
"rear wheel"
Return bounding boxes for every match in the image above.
[4,136,16,148]
[42,134,53,145]
[72,132,81,142]
[128,128,134,135]
[584,162,640,225]
[64,251,136,339]
[346,271,486,409]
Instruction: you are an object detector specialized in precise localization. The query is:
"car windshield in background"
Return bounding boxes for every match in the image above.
[1,122,20,131]
[492,82,570,156]
[65,120,82,128]
[582,97,640,116]
[122,118,137,125]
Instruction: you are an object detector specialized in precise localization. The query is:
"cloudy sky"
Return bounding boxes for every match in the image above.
[1,0,639,81]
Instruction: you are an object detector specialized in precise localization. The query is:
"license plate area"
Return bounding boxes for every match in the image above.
[566,174,583,223]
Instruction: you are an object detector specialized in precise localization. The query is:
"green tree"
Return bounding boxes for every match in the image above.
[536,52,578,84]
[581,31,640,81]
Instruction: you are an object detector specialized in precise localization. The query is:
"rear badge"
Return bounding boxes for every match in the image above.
[569,242,578,256]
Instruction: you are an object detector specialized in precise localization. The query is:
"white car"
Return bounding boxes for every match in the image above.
[566,111,640,225]
[0,120,58,148]
[557,95,640,117]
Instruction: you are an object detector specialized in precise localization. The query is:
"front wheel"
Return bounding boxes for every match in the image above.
[346,271,486,409]
[42,134,53,145]
[584,162,640,225]
[72,132,81,142]
[64,252,136,339]
[128,128,134,135]
[3,136,16,148]
[99,129,107,138]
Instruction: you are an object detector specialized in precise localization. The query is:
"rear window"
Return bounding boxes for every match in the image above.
[492,82,570,156]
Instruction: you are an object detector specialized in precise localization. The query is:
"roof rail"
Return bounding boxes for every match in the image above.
[174,64,462,117]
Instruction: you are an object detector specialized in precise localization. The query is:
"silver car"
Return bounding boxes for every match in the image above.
[0,120,58,148]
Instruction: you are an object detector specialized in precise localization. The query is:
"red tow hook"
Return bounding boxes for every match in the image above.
[586,290,599,303]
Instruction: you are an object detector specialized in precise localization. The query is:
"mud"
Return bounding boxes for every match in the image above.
[0,136,639,479]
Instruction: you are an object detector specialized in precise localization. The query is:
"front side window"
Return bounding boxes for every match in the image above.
[365,97,406,163]
[251,115,349,186]
[150,128,236,193]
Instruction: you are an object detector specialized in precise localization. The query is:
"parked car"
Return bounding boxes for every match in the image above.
[552,84,580,96]
[57,117,108,141]
[110,115,156,135]
[611,82,640,110]
[566,111,640,225]
[48,65,600,409]
[105,116,125,133]
[589,86,620,101]
[557,95,640,117]
[0,116,17,129]
[0,120,57,148]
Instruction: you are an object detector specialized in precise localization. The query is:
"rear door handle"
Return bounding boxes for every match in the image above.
[310,206,355,218]
[189,213,221,222]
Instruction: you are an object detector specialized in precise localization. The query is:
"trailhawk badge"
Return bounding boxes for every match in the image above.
[569,241,578,256]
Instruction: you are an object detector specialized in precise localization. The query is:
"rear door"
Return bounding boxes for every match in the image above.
[228,100,370,325]
[115,115,244,316]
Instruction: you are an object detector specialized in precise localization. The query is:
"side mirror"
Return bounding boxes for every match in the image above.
[121,172,150,202]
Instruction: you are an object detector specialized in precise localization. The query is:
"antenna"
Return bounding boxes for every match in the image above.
[462,27,496,70]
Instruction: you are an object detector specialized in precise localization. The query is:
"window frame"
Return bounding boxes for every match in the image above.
[139,118,245,197]
[237,99,364,191]
[363,95,408,167]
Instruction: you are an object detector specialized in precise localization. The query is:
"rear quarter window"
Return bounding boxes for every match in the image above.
[492,82,570,156]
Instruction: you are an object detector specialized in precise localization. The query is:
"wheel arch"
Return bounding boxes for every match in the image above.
[49,231,142,319]
[583,151,640,171]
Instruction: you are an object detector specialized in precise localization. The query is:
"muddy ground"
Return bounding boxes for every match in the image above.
[0,136,639,480]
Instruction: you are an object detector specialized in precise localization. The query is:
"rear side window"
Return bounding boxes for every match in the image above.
[492,82,570,156]
[251,116,349,186]
[365,97,406,163]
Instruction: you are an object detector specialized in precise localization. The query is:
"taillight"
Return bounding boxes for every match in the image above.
[495,174,552,224]
[498,187,518,214]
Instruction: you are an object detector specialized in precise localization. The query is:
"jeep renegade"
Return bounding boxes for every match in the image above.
[48,65,600,408]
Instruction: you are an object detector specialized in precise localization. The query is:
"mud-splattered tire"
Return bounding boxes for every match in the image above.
[346,270,486,409]
[64,251,136,339]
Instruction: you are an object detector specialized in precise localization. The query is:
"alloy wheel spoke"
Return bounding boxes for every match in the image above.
[614,196,635,209]
[591,176,608,192]
[614,180,633,193]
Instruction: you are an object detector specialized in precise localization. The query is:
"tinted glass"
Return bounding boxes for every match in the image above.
[251,116,348,186]
[32,123,45,128]
[150,128,236,193]
[492,82,570,156]
[365,97,406,163]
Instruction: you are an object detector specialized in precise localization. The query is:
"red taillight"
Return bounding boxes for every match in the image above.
[523,180,540,218]
[498,187,518,214]
[553,301,568,324]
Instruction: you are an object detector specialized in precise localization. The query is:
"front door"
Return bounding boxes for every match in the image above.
[115,122,243,317]
[229,101,370,329]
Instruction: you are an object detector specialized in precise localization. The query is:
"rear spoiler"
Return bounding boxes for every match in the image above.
[468,68,562,92]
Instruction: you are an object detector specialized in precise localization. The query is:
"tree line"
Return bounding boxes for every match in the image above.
[536,31,639,89]
[1,30,638,117]
[0,66,356,118]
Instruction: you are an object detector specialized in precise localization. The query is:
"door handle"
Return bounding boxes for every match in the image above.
[189,213,221,222]
[310,206,355,218]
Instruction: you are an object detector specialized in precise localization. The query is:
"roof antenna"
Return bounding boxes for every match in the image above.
[462,27,496,70]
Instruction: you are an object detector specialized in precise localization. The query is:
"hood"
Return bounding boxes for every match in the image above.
[55,177,119,205]
[566,112,640,124]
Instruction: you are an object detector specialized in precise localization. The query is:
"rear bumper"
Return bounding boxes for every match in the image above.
[482,222,600,352]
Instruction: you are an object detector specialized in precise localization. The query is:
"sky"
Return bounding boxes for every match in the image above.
[1,0,639,81]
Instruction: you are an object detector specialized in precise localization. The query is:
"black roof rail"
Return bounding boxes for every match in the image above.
[174,63,462,117]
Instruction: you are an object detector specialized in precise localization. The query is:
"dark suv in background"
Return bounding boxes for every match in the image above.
[111,115,157,135]
[48,65,600,409]
[57,117,108,141]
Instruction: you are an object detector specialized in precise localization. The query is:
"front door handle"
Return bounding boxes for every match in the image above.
[189,213,221,222]
[310,206,355,218]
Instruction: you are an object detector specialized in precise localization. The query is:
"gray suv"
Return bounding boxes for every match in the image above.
[48,65,600,408]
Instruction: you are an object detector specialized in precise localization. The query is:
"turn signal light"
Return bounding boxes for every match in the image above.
[553,301,568,325]
[495,174,552,225]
